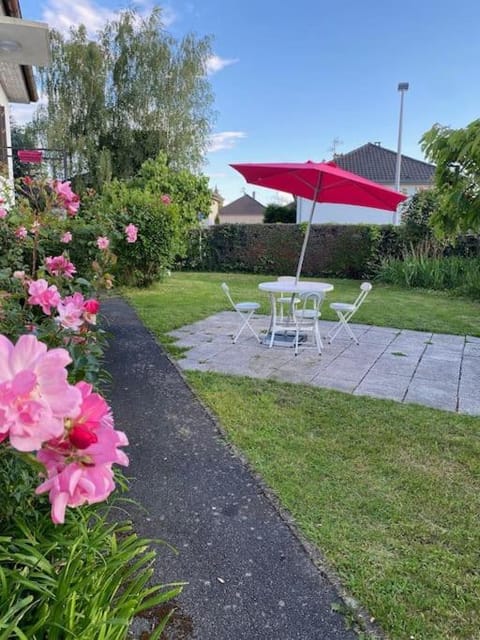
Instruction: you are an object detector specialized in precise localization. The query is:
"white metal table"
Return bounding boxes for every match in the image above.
[258,280,334,346]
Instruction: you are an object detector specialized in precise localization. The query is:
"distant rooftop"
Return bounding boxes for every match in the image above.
[220,193,265,217]
[334,142,435,185]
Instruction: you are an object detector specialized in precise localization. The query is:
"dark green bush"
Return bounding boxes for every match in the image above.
[182,223,399,278]
[400,190,439,245]
[263,202,296,223]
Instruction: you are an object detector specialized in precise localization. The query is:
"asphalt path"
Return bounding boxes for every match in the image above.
[103,297,359,640]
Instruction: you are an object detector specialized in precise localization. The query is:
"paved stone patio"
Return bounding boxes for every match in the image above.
[171,311,480,415]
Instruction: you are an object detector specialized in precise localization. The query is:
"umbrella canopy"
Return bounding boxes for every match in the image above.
[230,160,408,280]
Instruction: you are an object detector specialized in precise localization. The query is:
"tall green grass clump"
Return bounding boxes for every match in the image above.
[0,451,182,639]
[376,242,480,298]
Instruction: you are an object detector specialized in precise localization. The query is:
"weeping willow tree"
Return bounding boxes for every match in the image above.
[36,6,215,188]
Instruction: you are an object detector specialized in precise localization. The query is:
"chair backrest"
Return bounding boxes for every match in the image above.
[297,291,324,319]
[221,282,236,309]
[353,282,372,310]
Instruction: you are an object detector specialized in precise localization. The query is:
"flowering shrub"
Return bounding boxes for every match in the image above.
[0,175,182,637]
[82,181,182,286]
[0,176,138,523]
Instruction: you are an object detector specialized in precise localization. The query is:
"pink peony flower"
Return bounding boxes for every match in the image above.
[96,236,110,250]
[125,223,138,243]
[45,255,76,279]
[60,231,72,244]
[161,194,171,205]
[28,279,61,315]
[15,226,27,239]
[36,382,129,524]
[13,270,26,280]
[0,334,81,451]
[0,208,7,219]
[56,292,85,331]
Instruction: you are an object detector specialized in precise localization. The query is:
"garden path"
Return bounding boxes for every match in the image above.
[172,312,480,415]
[103,297,359,640]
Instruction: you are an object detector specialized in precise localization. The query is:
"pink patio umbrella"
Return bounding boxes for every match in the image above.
[230,160,407,281]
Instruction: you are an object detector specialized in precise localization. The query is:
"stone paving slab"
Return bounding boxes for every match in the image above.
[172,311,480,415]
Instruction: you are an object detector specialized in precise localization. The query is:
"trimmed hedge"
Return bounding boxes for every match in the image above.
[183,223,403,278]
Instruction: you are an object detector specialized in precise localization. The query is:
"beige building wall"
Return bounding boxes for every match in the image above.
[219,213,264,224]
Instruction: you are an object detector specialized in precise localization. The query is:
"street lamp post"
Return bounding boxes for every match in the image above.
[393,82,409,225]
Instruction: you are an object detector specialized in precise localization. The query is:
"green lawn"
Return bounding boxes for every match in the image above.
[125,272,480,640]
[125,271,480,344]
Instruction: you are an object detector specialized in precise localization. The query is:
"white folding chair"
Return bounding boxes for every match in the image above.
[327,282,372,345]
[221,282,261,343]
[292,291,324,356]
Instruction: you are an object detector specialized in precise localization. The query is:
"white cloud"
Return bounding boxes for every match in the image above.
[41,0,176,38]
[208,131,246,153]
[10,103,37,126]
[10,92,47,126]
[42,0,117,37]
[205,54,238,75]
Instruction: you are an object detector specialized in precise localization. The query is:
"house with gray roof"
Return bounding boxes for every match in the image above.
[297,142,435,226]
[219,193,266,224]
[334,142,435,192]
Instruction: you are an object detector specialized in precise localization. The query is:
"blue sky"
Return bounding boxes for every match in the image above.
[15,0,480,204]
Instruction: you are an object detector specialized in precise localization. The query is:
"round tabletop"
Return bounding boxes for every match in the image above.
[258,280,334,294]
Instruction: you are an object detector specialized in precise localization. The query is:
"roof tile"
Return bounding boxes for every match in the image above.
[334,143,435,184]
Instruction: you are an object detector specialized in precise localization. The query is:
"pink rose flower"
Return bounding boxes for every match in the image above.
[83,299,100,314]
[13,270,25,280]
[60,231,72,244]
[161,194,171,205]
[83,298,100,325]
[0,208,7,219]
[96,236,110,250]
[0,334,81,452]
[66,197,80,217]
[56,292,85,331]
[28,279,61,315]
[53,180,81,217]
[125,223,138,243]
[36,382,129,524]
[15,226,27,239]
[45,255,77,279]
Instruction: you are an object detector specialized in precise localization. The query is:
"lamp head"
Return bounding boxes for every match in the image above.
[398,82,409,92]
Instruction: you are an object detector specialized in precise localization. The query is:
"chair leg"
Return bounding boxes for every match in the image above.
[343,318,359,344]
[314,322,323,354]
[328,312,359,345]
[233,311,259,343]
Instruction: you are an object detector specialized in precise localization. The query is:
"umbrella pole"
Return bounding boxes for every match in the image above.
[295,175,322,283]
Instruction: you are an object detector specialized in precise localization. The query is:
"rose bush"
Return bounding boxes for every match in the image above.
[0,176,182,637]
[0,176,138,523]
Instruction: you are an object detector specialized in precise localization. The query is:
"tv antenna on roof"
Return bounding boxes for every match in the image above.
[328,137,343,157]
